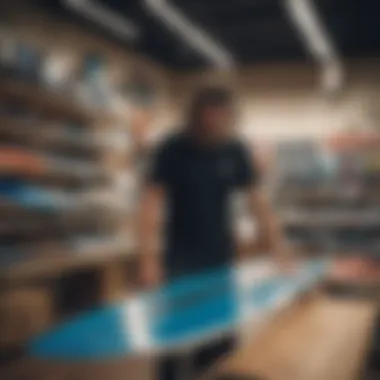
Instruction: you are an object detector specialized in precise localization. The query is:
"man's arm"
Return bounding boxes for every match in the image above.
[233,142,290,265]
[138,137,173,287]
[138,183,166,287]
[247,186,289,264]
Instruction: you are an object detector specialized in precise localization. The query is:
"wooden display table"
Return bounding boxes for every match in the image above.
[208,293,379,380]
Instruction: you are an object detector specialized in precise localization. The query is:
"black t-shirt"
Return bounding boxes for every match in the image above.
[148,133,259,276]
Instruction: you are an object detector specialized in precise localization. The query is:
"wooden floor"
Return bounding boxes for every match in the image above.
[211,293,379,380]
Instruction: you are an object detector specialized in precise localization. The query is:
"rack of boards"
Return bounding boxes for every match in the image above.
[0,26,145,351]
[274,136,380,261]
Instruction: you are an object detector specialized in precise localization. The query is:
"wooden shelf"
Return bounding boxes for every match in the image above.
[0,117,104,155]
[0,73,132,299]
[0,240,136,284]
[278,191,380,207]
[0,147,109,185]
[281,210,380,228]
[0,214,114,238]
[0,79,116,124]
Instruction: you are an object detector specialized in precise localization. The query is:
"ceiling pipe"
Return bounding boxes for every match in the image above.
[284,0,343,94]
[64,0,139,41]
[144,0,234,69]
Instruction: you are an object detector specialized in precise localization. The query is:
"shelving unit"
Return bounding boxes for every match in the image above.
[0,78,114,124]
[0,238,136,283]
[274,134,380,261]
[0,116,106,157]
[0,76,136,275]
[0,35,140,349]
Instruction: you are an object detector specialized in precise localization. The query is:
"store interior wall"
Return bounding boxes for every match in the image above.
[5,2,380,146]
[169,61,380,143]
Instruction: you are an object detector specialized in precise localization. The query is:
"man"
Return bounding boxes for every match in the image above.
[138,86,290,378]
[139,86,288,285]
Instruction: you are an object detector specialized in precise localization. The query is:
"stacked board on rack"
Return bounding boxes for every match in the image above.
[0,31,138,300]
[274,134,380,261]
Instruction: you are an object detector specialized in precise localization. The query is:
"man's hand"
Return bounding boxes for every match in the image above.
[247,188,298,274]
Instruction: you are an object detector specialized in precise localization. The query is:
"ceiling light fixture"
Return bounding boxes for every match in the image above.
[284,0,343,94]
[144,0,234,69]
[64,0,139,41]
